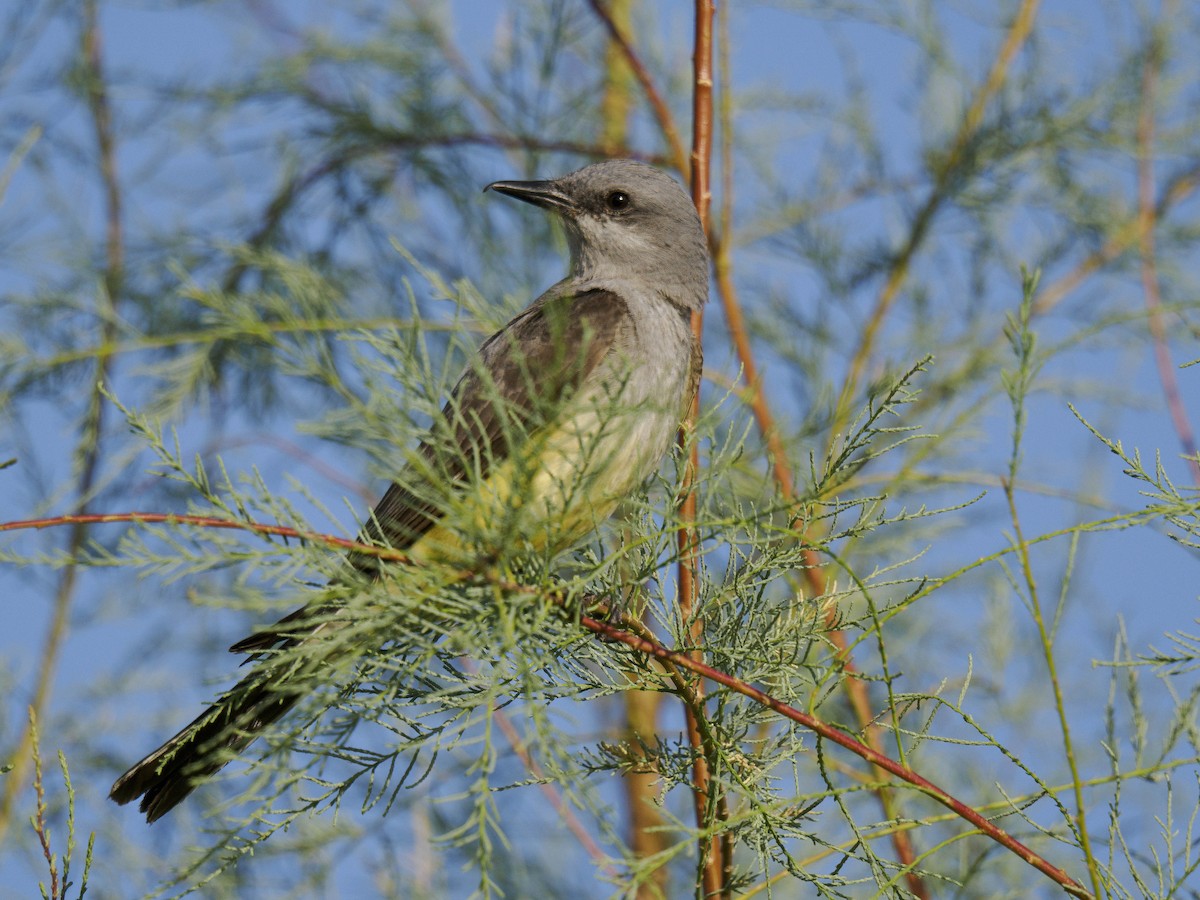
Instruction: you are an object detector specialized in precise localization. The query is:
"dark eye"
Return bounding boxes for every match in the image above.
[605,190,630,212]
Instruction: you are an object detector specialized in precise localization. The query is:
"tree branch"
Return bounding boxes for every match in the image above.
[579,613,1092,899]
[1136,13,1200,486]
[2,509,1095,896]
[0,0,125,846]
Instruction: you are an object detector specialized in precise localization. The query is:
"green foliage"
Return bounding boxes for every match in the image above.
[26,711,95,900]
[2,1,1199,898]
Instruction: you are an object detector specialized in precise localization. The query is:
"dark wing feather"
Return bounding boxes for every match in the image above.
[231,288,630,651]
[347,288,630,574]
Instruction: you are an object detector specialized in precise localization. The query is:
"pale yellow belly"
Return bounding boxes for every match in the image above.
[407,403,672,566]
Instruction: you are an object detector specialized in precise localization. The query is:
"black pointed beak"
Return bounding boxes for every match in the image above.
[485,178,575,212]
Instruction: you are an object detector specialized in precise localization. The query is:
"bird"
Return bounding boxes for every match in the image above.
[110,158,709,822]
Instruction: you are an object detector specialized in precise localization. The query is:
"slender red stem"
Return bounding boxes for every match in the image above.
[1136,24,1200,486]
[579,615,1092,899]
[3,509,1092,896]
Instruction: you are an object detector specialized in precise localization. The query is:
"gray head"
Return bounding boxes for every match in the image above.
[486,159,709,311]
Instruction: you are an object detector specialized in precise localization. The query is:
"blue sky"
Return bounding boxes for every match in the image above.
[2,1,1198,896]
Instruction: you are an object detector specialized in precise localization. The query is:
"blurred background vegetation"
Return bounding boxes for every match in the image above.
[1,1,1199,897]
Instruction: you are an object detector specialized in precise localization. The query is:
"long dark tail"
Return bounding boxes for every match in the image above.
[112,585,445,821]
[109,668,301,823]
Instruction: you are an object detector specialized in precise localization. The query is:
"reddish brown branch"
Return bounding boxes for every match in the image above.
[679,1,722,895]
[0,0,125,844]
[837,0,1042,425]
[586,0,689,175]
[729,3,1043,887]
[705,50,926,900]
[0,512,413,564]
[6,510,1090,895]
[222,133,649,293]
[1136,29,1200,486]
[483,673,617,875]
[689,4,714,228]
[579,615,1092,898]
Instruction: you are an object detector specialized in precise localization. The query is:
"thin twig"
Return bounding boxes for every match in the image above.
[0,0,124,845]
[599,0,635,158]
[704,24,927,900]
[585,0,688,175]
[478,667,618,876]
[836,0,1042,428]
[5,508,1094,896]
[579,614,1093,899]
[1032,159,1200,316]
[0,512,413,564]
[679,2,721,895]
[1136,15,1200,485]
[1002,482,1102,897]
[221,133,645,293]
[29,708,59,900]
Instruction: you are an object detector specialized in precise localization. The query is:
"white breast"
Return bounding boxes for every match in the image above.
[412,290,694,563]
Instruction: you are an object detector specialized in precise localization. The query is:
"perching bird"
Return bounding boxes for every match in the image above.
[110,158,709,822]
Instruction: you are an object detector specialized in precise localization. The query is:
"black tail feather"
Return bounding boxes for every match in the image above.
[110,671,300,823]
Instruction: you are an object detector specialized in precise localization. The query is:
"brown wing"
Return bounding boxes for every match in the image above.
[357,289,631,565]
[230,288,630,654]
[682,327,703,420]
